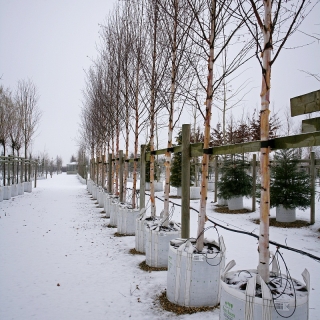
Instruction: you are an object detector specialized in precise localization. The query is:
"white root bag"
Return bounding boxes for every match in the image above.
[92,184,98,200]
[109,198,119,226]
[145,221,181,268]
[117,205,140,235]
[3,186,11,200]
[98,188,104,208]
[11,184,18,197]
[104,194,111,218]
[17,183,24,195]
[87,180,92,193]
[228,196,243,210]
[135,209,148,253]
[25,182,32,193]
[167,237,226,307]
[0,187,3,202]
[276,205,296,223]
[220,260,310,320]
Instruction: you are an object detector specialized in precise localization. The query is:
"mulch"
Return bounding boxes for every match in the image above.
[213,206,252,214]
[157,290,216,315]
[252,218,311,228]
[138,260,167,272]
[129,248,145,255]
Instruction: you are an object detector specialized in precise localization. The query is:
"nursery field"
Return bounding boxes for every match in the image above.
[0,173,320,320]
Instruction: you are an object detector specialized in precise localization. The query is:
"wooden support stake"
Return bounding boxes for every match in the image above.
[310,151,315,224]
[140,145,146,210]
[214,156,218,203]
[252,154,256,212]
[181,124,190,239]
[119,150,124,203]
[108,154,112,194]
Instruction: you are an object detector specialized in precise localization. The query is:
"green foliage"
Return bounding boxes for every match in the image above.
[270,149,311,210]
[217,154,253,199]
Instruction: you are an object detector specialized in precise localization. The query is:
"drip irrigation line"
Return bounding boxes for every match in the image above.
[127,187,320,263]
[206,217,320,263]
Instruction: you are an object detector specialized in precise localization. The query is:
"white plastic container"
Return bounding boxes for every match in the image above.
[0,187,3,202]
[145,221,181,268]
[190,186,201,200]
[207,181,215,191]
[220,261,309,320]
[276,205,296,222]
[218,197,228,206]
[228,196,244,210]
[167,237,226,307]
[92,184,97,200]
[3,186,11,200]
[118,205,140,235]
[17,183,24,195]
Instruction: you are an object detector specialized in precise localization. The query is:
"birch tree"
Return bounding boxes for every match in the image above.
[239,0,316,282]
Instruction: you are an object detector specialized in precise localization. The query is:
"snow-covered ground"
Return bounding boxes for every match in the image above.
[0,174,319,319]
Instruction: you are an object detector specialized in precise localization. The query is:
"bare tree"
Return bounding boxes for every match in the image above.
[239,0,317,282]
[15,79,41,181]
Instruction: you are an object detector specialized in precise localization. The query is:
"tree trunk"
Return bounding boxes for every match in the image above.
[258,0,272,283]
[196,0,216,252]
[163,0,178,227]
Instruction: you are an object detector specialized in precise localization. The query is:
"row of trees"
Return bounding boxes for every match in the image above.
[0,79,41,178]
[79,0,316,282]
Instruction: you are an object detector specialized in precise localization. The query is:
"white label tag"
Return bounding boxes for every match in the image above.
[193,255,204,262]
[274,302,289,311]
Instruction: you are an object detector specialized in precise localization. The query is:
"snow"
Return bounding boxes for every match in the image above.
[0,174,319,319]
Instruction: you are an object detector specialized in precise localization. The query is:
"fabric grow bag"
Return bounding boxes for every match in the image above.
[104,194,111,218]
[98,188,105,208]
[24,182,32,193]
[167,237,226,307]
[0,187,3,202]
[109,197,119,226]
[11,184,18,197]
[3,186,11,200]
[17,183,24,195]
[118,205,140,235]
[276,205,296,223]
[218,197,228,206]
[220,261,310,320]
[145,221,181,268]
[134,209,149,253]
[92,184,98,200]
[228,197,244,210]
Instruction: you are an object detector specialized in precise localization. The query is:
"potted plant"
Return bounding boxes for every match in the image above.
[270,149,311,222]
[217,154,253,210]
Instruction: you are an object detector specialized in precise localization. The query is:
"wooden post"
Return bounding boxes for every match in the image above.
[140,145,146,210]
[310,151,315,224]
[252,154,256,212]
[108,153,112,194]
[119,150,124,203]
[214,156,218,202]
[181,124,190,239]
[34,160,37,188]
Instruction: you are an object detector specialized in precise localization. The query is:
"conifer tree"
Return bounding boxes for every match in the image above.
[270,149,311,210]
[217,154,253,200]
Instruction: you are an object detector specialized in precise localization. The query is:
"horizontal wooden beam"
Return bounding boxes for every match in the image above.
[290,89,320,117]
[302,117,320,133]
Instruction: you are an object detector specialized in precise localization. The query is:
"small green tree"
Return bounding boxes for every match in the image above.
[217,154,253,200]
[270,149,311,210]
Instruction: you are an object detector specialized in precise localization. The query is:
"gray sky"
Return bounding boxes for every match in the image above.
[0,0,116,164]
[1,1,319,165]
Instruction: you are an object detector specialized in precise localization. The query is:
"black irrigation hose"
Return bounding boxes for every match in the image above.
[206,217,320,263]
[129,188,320,263]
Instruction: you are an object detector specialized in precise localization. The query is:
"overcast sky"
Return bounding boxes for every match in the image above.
[1,1,319,165]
